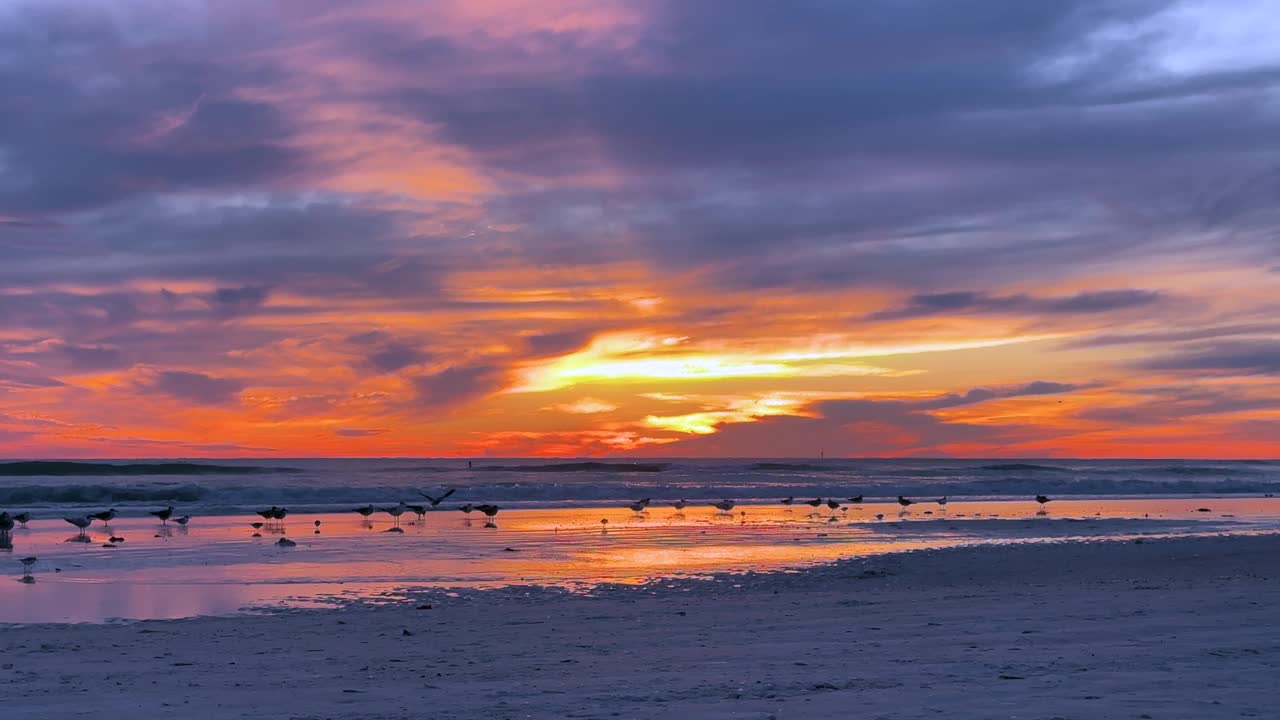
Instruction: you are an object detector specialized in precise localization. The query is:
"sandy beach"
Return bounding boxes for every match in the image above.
[3,534,1276,719]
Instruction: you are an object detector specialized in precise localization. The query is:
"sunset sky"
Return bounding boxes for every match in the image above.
[1,0,1278,458]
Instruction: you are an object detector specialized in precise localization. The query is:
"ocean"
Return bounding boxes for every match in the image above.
[1,457,1277,516]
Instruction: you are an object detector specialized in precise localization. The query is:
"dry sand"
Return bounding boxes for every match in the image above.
[2,534,1277,719]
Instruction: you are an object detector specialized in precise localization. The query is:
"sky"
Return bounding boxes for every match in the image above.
[1,0,1278,459]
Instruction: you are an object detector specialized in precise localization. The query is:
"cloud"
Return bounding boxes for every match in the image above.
[867,289,1163,321]
[548,398,619,414]
[410,364,506,410]
[335,428,388,437]
[1142,341,1280,376]
[139,371,246,405]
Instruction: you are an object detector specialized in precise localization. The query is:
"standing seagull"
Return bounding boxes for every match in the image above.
[64,516,91,537]
[271,507,289,525]
[780,496,795,506]
[458,504,475,516]
[476,504,500,526]
[1035,495,1051,514]
[712,499,735,514]
[671,499,688,512]
[89,509,117,525]
[936,497,948,510]
[354,505,375,519]
[150,506,174,525]
[418,489,457,509]
[13,512,31,528]
[174,515,191,526]
[825,499,841,512]
[846,495,863,504]
[628,498,651,515]
[897,496,914,515]
[405,504,427,523]
[381,502,407,528]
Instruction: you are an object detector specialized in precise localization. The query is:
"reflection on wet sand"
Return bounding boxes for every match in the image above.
[0,497,1277,623]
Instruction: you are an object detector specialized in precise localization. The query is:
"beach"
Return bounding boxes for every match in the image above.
[3,534,1277,719]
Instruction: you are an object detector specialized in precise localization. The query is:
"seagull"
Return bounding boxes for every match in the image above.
[256,507,276,522]
[1035,495,1052,506]
[353,505,375,518]
[825,499,841,511]
[405,504,428,522]
[271,507,288,523]
[781,496,795,506]
[174,515,191,526]
[19,556,36,583]
[89,509,117,525]
[713,499,735,514]
[150,506,174,524]
[64,516,91,537]
[381,503,407,527]
[418,489,457,508]
[936,496,948,508]
[458,504,475,515]
[897,496,914,508]
[13,512,30,528]
[846,495,863,504]
[628,498,651,514]
[476,504,500,526]
[804,498,823,508]
[671,499,688,511]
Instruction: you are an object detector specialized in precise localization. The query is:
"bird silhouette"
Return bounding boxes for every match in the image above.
[89,509,117,525]
[418,489,457,508]
[150,506,174,524]
[64,516,91,537]
[846,495,863,504]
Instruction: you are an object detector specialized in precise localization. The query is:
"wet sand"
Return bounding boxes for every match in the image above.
[1,497,1275,622]
[2,534,1278,719]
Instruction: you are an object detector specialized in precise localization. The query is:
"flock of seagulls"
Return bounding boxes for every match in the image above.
[5,491,1065,581]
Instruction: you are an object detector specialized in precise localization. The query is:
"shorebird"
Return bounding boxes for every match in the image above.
[256,507,276,523]
[458,504,475,515]
[64,515,91,537]
[173,515,191,526]
[271,507,288,523]
[936,496,948,509]
[381,502,407,527]
[628,498,651,515]
[671,499,688,511]
[804,498,823,508]
[13,512,30,528]
[781,496,795,506]
[1035,495,1052,506]
[19,556,36,583]
[150,506,174,524]
[354,505,375,518]
[476,504,500,526]
[89,509,117,525]
[418,489,456,508]
[713,499,735,514]
[846,495,863,504]
[897,496,913,515]
[405,504,428,522]
[825,499,841,511]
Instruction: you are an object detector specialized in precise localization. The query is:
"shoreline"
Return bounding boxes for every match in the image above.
[3,534,1278,718]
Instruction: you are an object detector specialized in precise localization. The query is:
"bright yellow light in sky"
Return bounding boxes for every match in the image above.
[514,331,1067,393]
